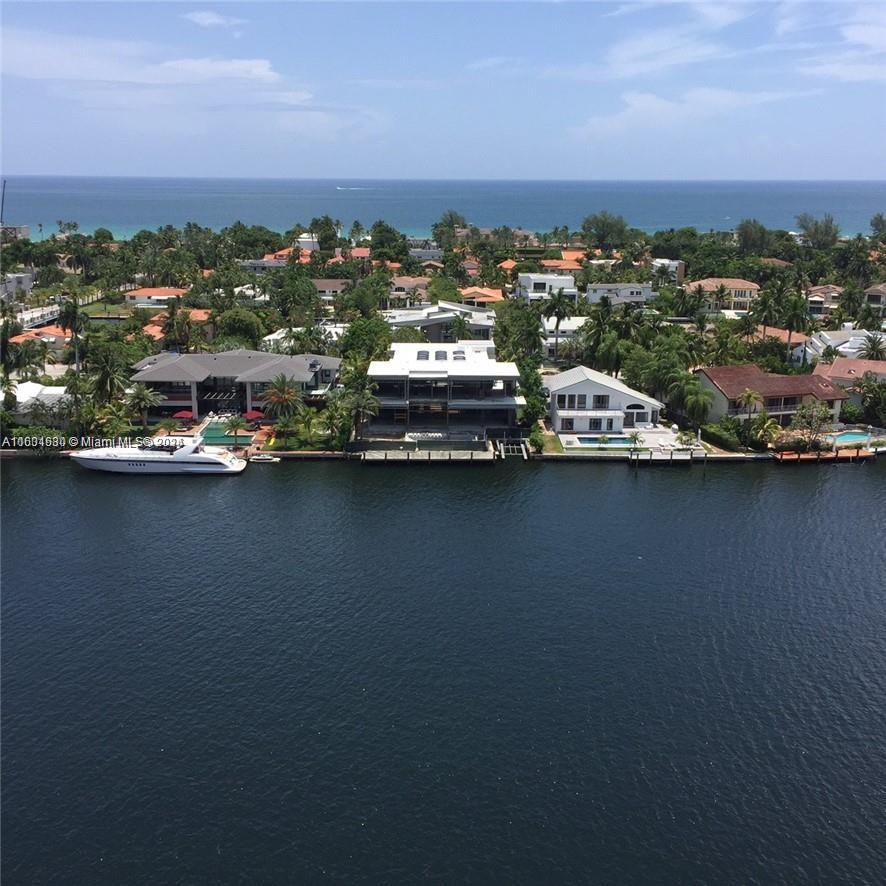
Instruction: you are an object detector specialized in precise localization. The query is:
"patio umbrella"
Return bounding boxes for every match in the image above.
[243,410,264,420]
[172,410,194,420]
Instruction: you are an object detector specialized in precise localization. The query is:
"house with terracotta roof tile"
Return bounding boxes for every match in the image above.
[813,357,886,406]
[9,324,71,357]
[864,283,886,316]
[805,284,843,317]
[694,365,846,427]
[685,278,760,313]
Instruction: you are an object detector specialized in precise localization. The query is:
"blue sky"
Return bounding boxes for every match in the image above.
[2,1,885,179]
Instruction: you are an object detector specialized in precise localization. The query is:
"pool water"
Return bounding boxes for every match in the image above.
[200,422,254,447]
[832,431,868,445]
[576,436,634,446]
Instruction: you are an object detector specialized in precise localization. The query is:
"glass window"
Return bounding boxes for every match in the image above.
[567,394,576,409]
[576,394,587,409]
[561,418,574,431]
[417,351,429,360]
[593,394,609,409]
[435,351,446,361]
[588,418,602,431]
[606,418,614,430]
[557,394,566,408]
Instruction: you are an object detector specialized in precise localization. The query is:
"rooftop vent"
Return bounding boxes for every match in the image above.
[435,351,446,361]
[417,350,429,360]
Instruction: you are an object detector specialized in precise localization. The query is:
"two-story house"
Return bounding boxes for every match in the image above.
[514,273,578,304]
[685,278,760,313]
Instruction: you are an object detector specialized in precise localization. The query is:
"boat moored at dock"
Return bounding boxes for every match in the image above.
[69,436,247,475]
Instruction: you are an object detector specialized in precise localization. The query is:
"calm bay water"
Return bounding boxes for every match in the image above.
[2,458,885,884]
[4,176,885,240]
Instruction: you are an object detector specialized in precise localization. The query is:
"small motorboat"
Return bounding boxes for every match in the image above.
[249,454,281,464]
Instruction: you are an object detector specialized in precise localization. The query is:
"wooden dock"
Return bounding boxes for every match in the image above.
[361,449,495,463]
[773,448,875,464]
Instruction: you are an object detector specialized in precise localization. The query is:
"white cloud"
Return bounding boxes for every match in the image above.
[157,57,280,84]
[797,3,886,82]
[182,11,247,30]
[571,87,813,139]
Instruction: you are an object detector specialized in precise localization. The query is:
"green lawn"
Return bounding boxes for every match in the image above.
[542,434,564,453]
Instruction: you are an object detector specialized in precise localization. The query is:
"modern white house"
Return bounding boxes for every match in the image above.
[367,340,524,431]
[584,282,657,306]
[800,328,883,362]
[546,366,663,433]
[263,321,349,350]
[123,287,189,307]
[1,271,35,302]
[542,316,588,359]
[382,300,496,342]
[515,273,578,303]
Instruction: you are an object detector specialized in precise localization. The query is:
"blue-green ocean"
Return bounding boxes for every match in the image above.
[4,176,885,240]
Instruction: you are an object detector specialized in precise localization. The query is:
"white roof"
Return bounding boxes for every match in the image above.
[542,316,589,335]
[13,381,68,411]
[546,365,664,408]
[368,340,520,380]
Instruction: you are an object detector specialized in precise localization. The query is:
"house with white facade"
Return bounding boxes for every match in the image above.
[864,283,886,317]
[801,328,883,362]
[383,301,495,342]
[584,282,657,306]
[694,365,846,427]
[546,366,663,433]
[515,273,578,304]
[367,340,524,431]
[124,287,189,307]
[542,316,588,359]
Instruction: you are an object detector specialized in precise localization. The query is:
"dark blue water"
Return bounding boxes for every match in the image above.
[2,459,885,884]
[4,176,885,240]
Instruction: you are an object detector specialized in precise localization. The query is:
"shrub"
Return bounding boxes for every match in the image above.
[528,425,544,454]
[839,401,864,424]
[701,422,741,451]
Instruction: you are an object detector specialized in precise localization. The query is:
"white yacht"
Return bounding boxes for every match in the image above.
[69,436,248,475]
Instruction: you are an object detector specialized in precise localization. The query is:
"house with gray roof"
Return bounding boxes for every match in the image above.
[131,349,341,419]
[547,365,663,433]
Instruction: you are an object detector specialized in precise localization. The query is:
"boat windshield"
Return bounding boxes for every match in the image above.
[139,438,185,453]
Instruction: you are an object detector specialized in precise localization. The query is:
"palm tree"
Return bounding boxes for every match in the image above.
[296,403,319,446]
[751,411,782,447]
[125,383,166,429]
[752,288,779,340]
[224,415,248,448]
[782,292,809,362]
[737,388,763,425]
[58,295,87,373]
[262,372,303,421]
[90,351,129,404]
[97,401,133,438]
[346,386,380,440]
[543,288,573,359]
[157,418,179,437]
[275,415,300,448]
[858,332,886,360]
[15,339,47,380]
[1,375,17,410]
[322,392,351,448]
[449,314,471,341]
[628,430,644,449]
[671,376,713,438]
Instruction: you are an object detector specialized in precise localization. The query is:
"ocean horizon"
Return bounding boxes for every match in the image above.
[4,176,885,241]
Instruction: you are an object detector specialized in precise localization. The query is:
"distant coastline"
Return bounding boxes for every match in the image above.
[4,176,885,241]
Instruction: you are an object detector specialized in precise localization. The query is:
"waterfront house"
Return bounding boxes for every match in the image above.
[131,350,341,419]
[124,287,189,307]
[813,357,886,406]
[383,301,495,342]
[694,365,846,426]
[685,278,760,313]
[546,366,663,433]
[9,381,68,426]
[367,340,524,431]
[584,282,657,306]
[515,273,578,304]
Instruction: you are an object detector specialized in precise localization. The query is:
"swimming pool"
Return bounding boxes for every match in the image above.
[576,436,634,447]
[831,431,868,446]
[200,421,254,447]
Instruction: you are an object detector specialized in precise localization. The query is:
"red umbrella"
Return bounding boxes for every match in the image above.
[243,410,264,420]
[172,410,194,420]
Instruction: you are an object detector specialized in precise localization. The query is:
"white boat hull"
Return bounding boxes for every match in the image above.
[70,454,247,474]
